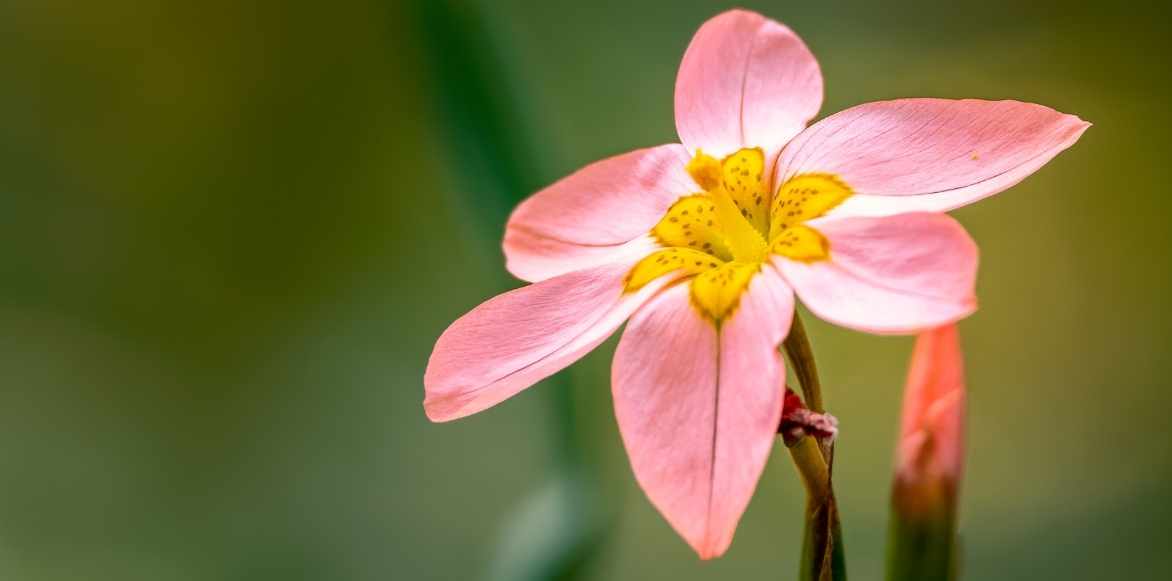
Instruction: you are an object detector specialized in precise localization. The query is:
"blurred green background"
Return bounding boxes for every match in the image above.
[1,0,1169,579]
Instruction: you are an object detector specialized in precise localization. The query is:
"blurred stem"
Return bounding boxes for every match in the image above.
[886,491,959,581]
[784,311,846,581]
[415,1,604,579]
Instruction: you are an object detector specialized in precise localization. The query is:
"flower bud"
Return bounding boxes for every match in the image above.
[887,324,965,580]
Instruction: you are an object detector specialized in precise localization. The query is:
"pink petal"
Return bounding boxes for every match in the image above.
[775,99,1089,217]
[896,324,965,484]
[674,9,822,164]
[504,144,695,282]
[504,234,660,286]
[424,260,668,422]
[776,213,978,335]
[612,267,794,558]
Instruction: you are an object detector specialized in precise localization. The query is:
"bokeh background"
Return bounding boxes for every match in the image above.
[1,0,1170,579]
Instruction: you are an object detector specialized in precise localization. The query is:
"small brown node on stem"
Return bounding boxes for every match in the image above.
[779,387,839,446]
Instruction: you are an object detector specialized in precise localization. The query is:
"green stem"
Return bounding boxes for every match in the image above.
[789,436,829,501]
[886,480,960,581]
[784,312,824,413]
[783,311,846,581]
[787,436,846,581]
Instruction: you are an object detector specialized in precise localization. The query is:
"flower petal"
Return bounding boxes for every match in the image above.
[504,144,695,282]
[504,233,661,285]
[776,99,1090,217]
[424,260,668,422]
[612,267,794,558]
[776,213,977,334]
[674,9,822,163]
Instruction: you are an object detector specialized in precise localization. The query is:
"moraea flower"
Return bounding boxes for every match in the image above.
[425,9,1087,558]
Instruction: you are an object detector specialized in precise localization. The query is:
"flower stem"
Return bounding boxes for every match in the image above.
[784,311,824,413]
[886,484,959,581]
[783,311,846,581]
[789,435,829,501]
[787,435,846,581]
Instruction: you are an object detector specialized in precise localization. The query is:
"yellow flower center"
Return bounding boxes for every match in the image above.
[625,148,853,321]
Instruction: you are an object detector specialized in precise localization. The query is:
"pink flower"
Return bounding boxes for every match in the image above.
[424,9,1087,558]
[893,323,965,516]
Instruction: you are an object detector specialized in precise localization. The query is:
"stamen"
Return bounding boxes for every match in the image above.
[685,150,722,191]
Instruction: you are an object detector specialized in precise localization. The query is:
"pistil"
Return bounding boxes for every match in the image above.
[709,186,767,263]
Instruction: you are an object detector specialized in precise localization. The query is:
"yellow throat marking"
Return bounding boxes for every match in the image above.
[625,149,853,321]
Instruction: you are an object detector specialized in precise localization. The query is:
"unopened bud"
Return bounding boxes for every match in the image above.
[894,324,965,493]
[887,324,965,580]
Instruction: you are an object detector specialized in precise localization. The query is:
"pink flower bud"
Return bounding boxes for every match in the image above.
[894,324,965,509]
